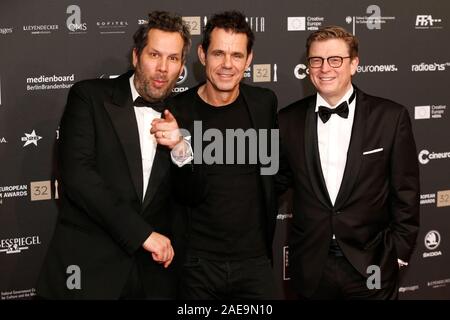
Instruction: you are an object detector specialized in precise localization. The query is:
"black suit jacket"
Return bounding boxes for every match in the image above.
[170,83,279,257]
[277,86,420,297]
[37,71,178,299]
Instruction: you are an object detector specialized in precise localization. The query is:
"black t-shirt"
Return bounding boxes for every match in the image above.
[187,92,267,260]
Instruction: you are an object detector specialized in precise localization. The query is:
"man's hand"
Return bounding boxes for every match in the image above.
[151,110,183,149]
[142,232,174,268]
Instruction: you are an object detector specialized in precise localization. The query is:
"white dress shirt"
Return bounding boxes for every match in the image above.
[315,88,408,266]
[129,75,192,201]
[316,86,356,206]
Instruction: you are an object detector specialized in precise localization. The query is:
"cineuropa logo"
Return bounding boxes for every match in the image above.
[418,149,450,164]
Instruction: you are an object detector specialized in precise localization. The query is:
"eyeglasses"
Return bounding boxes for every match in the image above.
[307,56,351,68]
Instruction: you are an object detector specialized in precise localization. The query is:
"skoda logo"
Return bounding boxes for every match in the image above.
[424,230,441,250]
[177,66,188,85]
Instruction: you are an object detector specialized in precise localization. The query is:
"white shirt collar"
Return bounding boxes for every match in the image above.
[129,74,140,102]
[315,86,355,112]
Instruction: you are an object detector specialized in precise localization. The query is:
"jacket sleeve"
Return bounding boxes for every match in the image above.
[59,83,153,255]
[389,107,420,261]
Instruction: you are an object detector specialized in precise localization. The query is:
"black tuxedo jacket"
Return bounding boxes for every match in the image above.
[170,83,279,257]
[37,71,178,299]
[277,86,420,297]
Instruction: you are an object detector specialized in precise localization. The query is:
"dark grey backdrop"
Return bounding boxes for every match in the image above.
[0,0,449,300]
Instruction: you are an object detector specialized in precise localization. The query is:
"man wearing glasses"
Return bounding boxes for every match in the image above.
[277,26,419,299]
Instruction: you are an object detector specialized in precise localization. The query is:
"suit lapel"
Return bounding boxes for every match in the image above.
[304,96,332,208]
[334,88,366,208]
[141,144,170,210]
[240,84,273,208]
[104,71,144,201]
[240,84,265,131]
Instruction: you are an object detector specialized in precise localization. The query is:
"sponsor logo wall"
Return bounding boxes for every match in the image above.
[0,0,449,299]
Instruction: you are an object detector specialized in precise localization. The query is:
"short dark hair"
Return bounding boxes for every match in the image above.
[201,10,254,54]
[306,25,358,58]
[133,11,191,60]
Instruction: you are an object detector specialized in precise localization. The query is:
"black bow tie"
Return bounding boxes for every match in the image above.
[134,97,166,113]
[317,90,356,124]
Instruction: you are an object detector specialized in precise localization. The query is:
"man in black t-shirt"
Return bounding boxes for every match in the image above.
[169,11,279,300]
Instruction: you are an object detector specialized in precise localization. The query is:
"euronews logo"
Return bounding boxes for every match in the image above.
[418,149,450,165]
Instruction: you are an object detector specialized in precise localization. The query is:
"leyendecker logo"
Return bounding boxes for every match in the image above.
[0,236,41,254]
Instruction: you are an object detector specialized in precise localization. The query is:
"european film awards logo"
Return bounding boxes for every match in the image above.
[182,17,201,35]
[253,64,278,83]
[437,190,450,207]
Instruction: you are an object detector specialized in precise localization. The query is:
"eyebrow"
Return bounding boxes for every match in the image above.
[148,47,181,57]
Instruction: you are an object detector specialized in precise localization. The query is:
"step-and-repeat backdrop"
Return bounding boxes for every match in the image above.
[0,0,449,299]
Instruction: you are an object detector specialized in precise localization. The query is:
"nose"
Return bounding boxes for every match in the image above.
[320,59,332,72]
[223,54,232,68]
[158,58,168,73]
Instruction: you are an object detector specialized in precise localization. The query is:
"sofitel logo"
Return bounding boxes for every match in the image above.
[66,5,87,33]
[97,20,128,34]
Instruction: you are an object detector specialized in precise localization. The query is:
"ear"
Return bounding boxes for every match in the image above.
[132,48,138,69]
[198,45,206,66]
[245,50,254,69]
[350,56,359,76]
